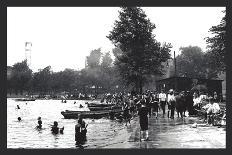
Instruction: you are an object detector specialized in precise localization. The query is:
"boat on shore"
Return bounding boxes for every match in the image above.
[15,98,36,101]
[61,109,123,119]
[86,102,116,108]
[88,106,122,111]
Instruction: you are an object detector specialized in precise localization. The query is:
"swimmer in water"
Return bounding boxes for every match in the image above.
[17,105,20,109]
[37,117,42,129]
[51,121,59,134]
[79,104,83,108]
[18,117,21,121]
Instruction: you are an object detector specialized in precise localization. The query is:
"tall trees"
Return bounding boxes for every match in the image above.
[10,60,32,95]
[174,46,218,79]
[107,7,171,93]
[86,48,102,68]
[101,52,113,69]
[205,10,226,72]
[176,46,206,78]
[32,66,52,95]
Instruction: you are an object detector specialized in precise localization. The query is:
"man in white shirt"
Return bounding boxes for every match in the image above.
[167,89,176,118]
[159,90,167,117]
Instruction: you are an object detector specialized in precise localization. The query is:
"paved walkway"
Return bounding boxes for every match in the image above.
[104,112,226,148]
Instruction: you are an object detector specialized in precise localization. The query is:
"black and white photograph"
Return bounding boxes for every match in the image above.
[7,7,226,149]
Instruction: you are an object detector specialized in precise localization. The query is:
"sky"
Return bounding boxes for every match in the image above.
[7,7,225,72]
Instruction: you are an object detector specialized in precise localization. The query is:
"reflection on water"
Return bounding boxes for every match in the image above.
[7,99,125,148]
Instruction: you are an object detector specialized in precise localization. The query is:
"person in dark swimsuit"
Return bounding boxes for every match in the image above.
[138,100,149,141]
[51,121,59,134]
[37,117,42,129]
[123,103,131,126]
[75,115,87,144]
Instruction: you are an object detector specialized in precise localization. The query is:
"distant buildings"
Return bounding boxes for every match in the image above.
[156,76,223,96]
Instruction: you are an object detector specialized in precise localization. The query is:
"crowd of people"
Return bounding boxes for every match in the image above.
[15,89,225,144]
[102,89,225,141]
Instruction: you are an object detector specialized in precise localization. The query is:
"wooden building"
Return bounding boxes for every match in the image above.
[156,77,223,96]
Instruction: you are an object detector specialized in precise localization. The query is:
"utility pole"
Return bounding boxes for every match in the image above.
[174,51,176,77]
[174,51,177,92]
[25,42,32,68]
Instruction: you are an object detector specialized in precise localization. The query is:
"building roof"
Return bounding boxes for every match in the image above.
[156,76,223,82]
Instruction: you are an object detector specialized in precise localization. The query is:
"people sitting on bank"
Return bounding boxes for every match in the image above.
[202,97,220,125]
[75,115,87,144]
[37,117,42,129]
[138,99,149,141]
[51,121,59,134]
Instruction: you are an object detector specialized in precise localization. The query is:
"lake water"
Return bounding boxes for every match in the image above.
[7,98,127,149]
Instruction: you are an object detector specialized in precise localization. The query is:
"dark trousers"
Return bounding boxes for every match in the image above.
[171,107,175,118]
[160,101,166,115]
[170,101,175,118]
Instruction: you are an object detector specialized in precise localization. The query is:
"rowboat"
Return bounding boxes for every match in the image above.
[86,103,116,108]
[88,106,122,111]
[61,109,123,119]
[15,98,36,101]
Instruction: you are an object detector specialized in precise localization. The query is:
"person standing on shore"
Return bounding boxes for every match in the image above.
[123,102,131,126]
[138,99,149,141]
[159,90,167,117]
[167,89,176,119]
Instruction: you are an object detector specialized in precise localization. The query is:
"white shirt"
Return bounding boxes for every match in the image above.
[212,102,220,113]
[167,94,175,103]
[159,93,166,102]
[193,97,201,106]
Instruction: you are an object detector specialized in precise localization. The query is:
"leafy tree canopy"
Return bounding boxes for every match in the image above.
[107,7,171,93]
[205,10,225,72]
[86,48,103,68]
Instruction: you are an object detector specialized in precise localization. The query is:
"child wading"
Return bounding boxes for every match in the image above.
[138,99,149,141]
[75,115,87,145]
[51,121,59,134]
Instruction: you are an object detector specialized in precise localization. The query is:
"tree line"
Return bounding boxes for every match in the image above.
[7,49,123,96]
[7,7,225,96]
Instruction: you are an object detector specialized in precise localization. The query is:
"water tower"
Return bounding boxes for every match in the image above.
[25,42,32,67]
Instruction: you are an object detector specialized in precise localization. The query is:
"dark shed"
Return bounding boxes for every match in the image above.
[156,77,223,96]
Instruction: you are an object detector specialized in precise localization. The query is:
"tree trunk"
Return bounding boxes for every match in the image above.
[135,78,139,94]
[139,79,143,94]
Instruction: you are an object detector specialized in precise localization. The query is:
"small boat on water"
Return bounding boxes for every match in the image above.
[61,109,123,119]
[88,106,122,111]
[15,98,36,101]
